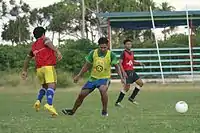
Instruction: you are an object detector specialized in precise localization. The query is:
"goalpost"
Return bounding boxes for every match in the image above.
[149,6,165,84]
[186,5,194,81]
[149,6,194,83]
[101,8,199,83]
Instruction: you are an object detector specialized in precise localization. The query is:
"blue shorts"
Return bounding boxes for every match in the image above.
[82,79,110,91]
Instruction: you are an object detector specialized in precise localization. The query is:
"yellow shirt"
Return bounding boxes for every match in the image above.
[90,49,111,79]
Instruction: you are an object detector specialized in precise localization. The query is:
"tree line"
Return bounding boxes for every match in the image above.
[0,0,178,46]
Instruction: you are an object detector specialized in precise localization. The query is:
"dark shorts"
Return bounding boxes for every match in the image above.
[82,78,110,91]
[125,70,140,84]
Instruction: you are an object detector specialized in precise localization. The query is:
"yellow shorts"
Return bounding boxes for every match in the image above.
[36,66,57,84]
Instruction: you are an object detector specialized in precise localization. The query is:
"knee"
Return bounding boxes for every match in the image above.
[100,90,107,95]
[42,84,48,89]
[78,94,86,100]
[124,85,130,92]
[47,83,56,89]
[100,88,108,95]
[139,82,144,87]
[136,79,144,88]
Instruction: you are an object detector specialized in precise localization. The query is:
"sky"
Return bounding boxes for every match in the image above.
[154,0,200,10]
[9,0,200,44]
[21,0,200,10]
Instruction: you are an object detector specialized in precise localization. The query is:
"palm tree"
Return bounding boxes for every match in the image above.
[159,2,175,11]
[159,2,176,40]
[137,0,156,11]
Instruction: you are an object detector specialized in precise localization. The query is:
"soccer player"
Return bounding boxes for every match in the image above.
[21,27,62,116]
[115,39,144,107]
[62,37,124,116]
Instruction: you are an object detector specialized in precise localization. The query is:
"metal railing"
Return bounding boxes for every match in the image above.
[111,47,200,80]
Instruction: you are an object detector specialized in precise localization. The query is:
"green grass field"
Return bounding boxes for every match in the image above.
[0,83,200,133]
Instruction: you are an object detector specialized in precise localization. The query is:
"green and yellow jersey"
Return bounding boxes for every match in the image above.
[85,49,118,81]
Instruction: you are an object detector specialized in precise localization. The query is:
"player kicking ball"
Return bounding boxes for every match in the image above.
[115,39,144,107]
[62,37,124,116]
[21,27,62,116]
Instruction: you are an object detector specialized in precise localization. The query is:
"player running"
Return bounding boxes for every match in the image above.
[21,27,62,116]
[62,37,125,116]
[115,39,144,107]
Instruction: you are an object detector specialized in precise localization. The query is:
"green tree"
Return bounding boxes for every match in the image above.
[161,34,188,47]
[1,16,30,44]
[159,2,176,40]
[47,1,81,45]
[0,1,7,17]
[159,2,175,11]
[1,0,30,44]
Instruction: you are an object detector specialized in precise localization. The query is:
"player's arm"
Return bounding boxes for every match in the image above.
[44,37,62,60]
[22,51,34,79]
[112,52,125,84]
[132,52,145,67]
[119,51,127,78]
[76,62,91,77]
[133,60,140,65]
[73,51,93,83]
[134,60,145,67]
[114,64,125,84]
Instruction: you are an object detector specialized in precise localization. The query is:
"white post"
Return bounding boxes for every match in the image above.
[109,26,112,50]
[150,6,165,84]
[96,0,101,37]
[107,19,112,50]
[81,0,85,38]
[186,5,194,81]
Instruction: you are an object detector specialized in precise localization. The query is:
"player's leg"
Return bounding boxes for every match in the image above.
[115,84,130,107]
[37,84,48,102]
[128,71,143,104]
[62,89,92,115]
[43,66,58,116]
[115,70,133,107]
[98,79,110,116]
[34,68,46,112]
[62,81,95,115]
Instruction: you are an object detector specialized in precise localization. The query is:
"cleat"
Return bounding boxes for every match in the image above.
[62,109,74,115]
[115,102,124,108]
[44,104,58,116]
[101,111,108,117]
[34,100,40,112]
[128,97,139,105]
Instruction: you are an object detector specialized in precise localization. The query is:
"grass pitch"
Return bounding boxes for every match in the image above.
[0,83,200,133]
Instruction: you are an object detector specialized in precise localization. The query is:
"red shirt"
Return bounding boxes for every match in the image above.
[31,36,56,68]
[121,50,139,71]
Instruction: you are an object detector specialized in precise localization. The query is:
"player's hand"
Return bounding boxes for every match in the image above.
[121,78,126,85]
[73,75,80,83]
[122,71,128,78]
[57,51,62,61]
[140,63,145,68]
[21,71,27,80]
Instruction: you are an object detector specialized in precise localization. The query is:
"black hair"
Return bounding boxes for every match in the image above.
[33,27,46,39]
[98,37,108,45]
[123,39,132,45]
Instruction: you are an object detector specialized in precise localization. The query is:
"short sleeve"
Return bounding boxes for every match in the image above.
[44,37,52,44]
[28,50,34,57]
[119,51,124,60]
[111,52,119,65]
[85,50,94,64]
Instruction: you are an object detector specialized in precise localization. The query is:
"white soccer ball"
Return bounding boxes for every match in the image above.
[175,101,188,113]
